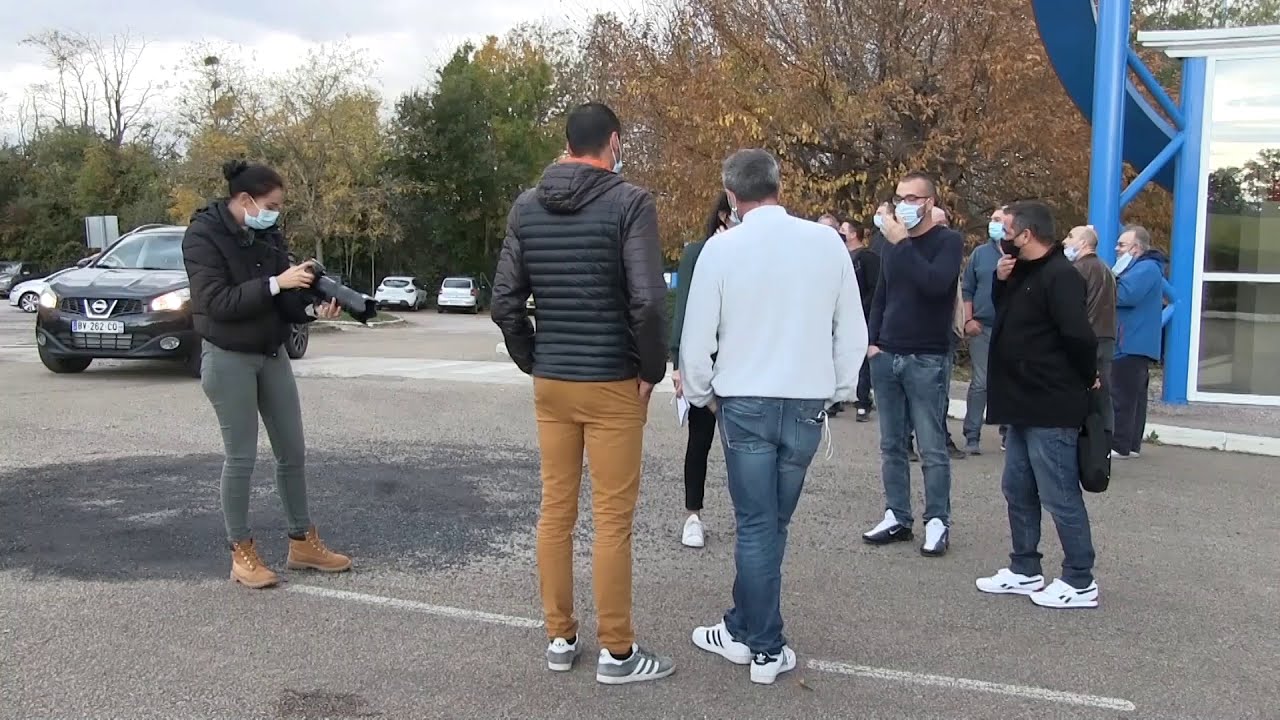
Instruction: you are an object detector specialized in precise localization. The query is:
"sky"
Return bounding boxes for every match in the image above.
[1208,54,1280,171]
[0,0,631,141]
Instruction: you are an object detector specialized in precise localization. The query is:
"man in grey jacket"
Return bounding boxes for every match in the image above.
[490,102,673,685]
[960,205,1008,454]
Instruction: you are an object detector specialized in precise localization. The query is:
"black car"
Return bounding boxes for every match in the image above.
[0,261,46,297]
[35,225,310,377]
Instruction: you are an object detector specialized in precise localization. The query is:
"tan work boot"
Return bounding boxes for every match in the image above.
[286,527,352,573]
[230,539,280,589]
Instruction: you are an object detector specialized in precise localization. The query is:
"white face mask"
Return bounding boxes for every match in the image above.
[1112,252,1133,275]
[1064,245,1080,261]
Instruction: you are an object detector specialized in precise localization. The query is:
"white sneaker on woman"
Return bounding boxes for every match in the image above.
[681,514,705,548]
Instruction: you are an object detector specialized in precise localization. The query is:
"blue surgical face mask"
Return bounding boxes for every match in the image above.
[873,214,885,230]
[729,206,740,225]
[1112,252,1133,275]
[246,198,279,230]
[611,144,623,174]
[988,222,1005,242]
[1064,245,1080,261]
[896,202,923,230]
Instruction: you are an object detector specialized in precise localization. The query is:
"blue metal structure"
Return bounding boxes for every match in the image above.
[1032,0,1199,403]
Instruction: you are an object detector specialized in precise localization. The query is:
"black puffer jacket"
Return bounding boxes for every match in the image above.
[182,200,314,356]
[491,162,668,384]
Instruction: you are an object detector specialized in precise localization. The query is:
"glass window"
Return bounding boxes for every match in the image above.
[443,278,472,289]
[96,232,186,271]
[383,279,410,288]
[1204,56,1280,274]
[1197,281,1280,396]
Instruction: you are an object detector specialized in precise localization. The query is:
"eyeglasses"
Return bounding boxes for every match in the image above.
[891,195,930,204]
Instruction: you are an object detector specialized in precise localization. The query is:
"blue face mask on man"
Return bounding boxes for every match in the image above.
[895,202,924,230]
[245,197,279,230]
[873,214,885,230]
[988,221,1005,242]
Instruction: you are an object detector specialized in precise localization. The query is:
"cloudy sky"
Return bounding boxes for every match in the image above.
[1208,55,1280,170]
[0,0,631,139]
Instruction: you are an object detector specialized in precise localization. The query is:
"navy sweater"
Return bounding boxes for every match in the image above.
[867,225,965,355]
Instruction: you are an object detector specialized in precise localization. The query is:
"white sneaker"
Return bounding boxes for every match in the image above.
[976,568,1046,596]
[691,621,752,665]
[545,637,581,672]
[682,514,705,548]
[920,518,949,556]
[750,647,797,685]
[1029,578,1099,609]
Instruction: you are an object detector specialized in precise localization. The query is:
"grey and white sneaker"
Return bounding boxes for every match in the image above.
[976,568,1046,596]
[545,636,581,672]
[691,621,752,665]
[1029,578,1099,609]
[595,644,675,685]
[750,647,797,685]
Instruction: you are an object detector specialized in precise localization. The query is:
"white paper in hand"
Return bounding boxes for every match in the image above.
[674,394,691,427]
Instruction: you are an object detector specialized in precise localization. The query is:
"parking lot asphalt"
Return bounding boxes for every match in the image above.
[1,307,1277,719]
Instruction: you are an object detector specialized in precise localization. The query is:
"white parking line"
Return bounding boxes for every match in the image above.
[808,659,1135,712]
[288,584,543,629]
[288,584,1136,712]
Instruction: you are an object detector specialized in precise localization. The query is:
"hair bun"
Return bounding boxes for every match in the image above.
[221,159,249,182]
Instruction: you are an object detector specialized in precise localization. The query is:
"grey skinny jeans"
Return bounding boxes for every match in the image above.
[200,340,311,543]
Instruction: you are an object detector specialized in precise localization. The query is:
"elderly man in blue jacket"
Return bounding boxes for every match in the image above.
[1110,224,1167,459]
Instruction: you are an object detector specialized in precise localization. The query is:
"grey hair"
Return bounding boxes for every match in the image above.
[722,149,781,203]
[1122,224,1152,252]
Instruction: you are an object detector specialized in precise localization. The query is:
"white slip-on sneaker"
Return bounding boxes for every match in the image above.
[1029,578,1099,609]
[691,621,752,665]
[545,636,581,672]
[682,514,705,548]
[976,568,1046,596]
[750,647,797,685]
[920,518,949,556]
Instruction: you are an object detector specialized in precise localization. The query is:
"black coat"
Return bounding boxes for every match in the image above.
[490,162,668,384]
[987,245,1098,429]
[182,200,314,356]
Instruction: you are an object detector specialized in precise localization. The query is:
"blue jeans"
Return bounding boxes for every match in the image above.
[1002,426,1096,588]
[717,396,825,656]
[869,351,952,526]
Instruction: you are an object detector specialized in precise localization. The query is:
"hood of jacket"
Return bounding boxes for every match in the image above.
[535,162,626,215]
[1134,248,1168,271]
[190,198,251,239]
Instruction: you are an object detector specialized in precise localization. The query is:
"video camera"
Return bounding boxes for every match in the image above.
[304,259,378,324]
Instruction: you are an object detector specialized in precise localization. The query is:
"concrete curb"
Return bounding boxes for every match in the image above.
[496,343,1280,458]
[946,399,1280,458]
[316,317,406,329]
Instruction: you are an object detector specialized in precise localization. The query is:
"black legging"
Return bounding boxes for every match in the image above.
[684,405,717,512]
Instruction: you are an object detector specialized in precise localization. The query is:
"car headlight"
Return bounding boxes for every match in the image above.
[39,288,58,309]
[150,288,190,312]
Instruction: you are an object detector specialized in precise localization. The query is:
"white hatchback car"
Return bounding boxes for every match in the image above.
[374,276,428,310]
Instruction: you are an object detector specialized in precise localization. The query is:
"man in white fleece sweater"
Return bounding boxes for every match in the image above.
[680,149,867,686]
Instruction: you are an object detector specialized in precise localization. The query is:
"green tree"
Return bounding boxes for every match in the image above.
[387,34,563,283]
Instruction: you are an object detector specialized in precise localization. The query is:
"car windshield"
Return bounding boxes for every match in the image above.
[95,232,185,271]
[443,278,471,289]
[0,262,18,274]
[383,279,410,288]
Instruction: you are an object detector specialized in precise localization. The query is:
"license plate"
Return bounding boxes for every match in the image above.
[72,320,124,334]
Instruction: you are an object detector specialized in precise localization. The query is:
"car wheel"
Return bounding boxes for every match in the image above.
[286,323,310,359]
[184,350,203,378]
[18,292,39,313]
[38,345,92,374]
[437,306,444,314]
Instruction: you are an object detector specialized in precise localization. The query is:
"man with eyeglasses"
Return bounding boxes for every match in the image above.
[862,172,964,557]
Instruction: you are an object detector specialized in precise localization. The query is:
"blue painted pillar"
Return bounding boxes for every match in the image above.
[1087,0,1132,265]
[1163,57,1208,404]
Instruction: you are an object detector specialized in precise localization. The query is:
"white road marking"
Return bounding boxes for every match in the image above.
[808,659,1136,712]
[288,584,543,629]
[289,583,1136,712]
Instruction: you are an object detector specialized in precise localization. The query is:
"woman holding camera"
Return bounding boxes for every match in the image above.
[183,159,349,589]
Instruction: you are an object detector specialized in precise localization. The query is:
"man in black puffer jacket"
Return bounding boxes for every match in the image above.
[491,102,673,685]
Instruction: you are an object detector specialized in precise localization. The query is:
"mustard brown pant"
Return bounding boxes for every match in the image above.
[533,377,647,656]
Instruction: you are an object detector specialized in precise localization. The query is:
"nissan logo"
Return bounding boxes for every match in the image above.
[90,299,109,315]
